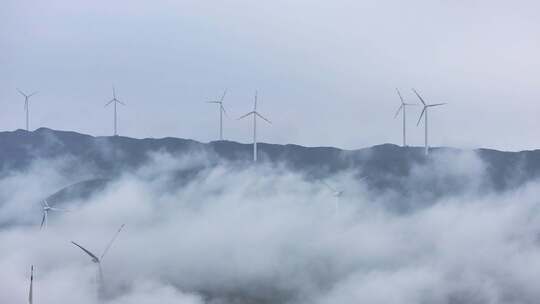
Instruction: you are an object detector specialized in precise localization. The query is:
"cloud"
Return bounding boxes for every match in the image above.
[1,150,540,303]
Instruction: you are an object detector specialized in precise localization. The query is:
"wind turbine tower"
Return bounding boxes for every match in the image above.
[28,265,34,304]
[394,88,416,147]
[17,89,38,131]
[413,89,446,155]
[238,91,271,162]
[207,89,228,140]
[105,87,125,136]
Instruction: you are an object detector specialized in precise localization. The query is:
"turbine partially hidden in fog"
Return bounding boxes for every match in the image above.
[40,200,69,230]
[28,265,34,304]
[323,181,344,214]
[207,89,228,141]
[394,88,416,147]
[238,91,271,162]
[71,224,125,298]
[414,89,446,155]
[104,87,125,136]
[17,89,38,131]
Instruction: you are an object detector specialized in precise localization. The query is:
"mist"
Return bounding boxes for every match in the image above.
[1,148,540,304]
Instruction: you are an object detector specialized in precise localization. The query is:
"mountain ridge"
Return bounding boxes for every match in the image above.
[10,127,535,154]
[3,127,540,208]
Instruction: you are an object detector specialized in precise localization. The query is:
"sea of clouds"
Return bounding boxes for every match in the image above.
[1,150,540,304]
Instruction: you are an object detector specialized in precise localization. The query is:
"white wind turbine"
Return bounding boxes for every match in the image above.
[71,224,125,298]
[17,89,38,131]
[104,87,125,136]
[40,200,69,230]
[28,265,34,304]
[207,89,228,141]
[394,88,416,147]
[413,89,446,155]
[238,91,271,162]
[323,181,344,214]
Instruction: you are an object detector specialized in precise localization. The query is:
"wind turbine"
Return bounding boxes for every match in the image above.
[394,88,416,147]
[413,89,446,155]
[28,265,34,304]
[323,181,344,214]
[40,200,69,230]
[104,87,125,136]
[17,89,38,131]
[238,91,271,162]
[207,89,228,140]
[71,224,125,297]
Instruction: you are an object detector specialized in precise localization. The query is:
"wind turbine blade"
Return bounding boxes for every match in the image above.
[237,111,254,120]
[396,88,404,104]
[322,181,336,192]
[17,89,27,97]
[71,241,100,262]
[417,107,426,126]
[207,101,220,104]
[104,99,115,107]
[100,224,125,260]
[393,104,403,119]
[49,207,70,212]
[428,103,447,107]
[117,99,126,106]
[40,212,46,230]
[412,89,426,106]
[28,91,38,98]
[254,90,258,111]
[256,112,271,124]
[43,200,50,208]
[220,89,227,102]
[29,265,33,304]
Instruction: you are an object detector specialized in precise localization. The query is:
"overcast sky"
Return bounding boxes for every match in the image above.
[2,0,539,151]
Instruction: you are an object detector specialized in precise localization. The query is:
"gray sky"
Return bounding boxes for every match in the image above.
[2,0,539,151]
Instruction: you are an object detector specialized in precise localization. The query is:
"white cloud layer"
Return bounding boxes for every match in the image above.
[1,151,540,303]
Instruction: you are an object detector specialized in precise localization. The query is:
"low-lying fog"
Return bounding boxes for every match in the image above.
[2,151,540,304]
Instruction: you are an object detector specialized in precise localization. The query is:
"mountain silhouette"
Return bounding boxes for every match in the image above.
[2,128,539,208]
